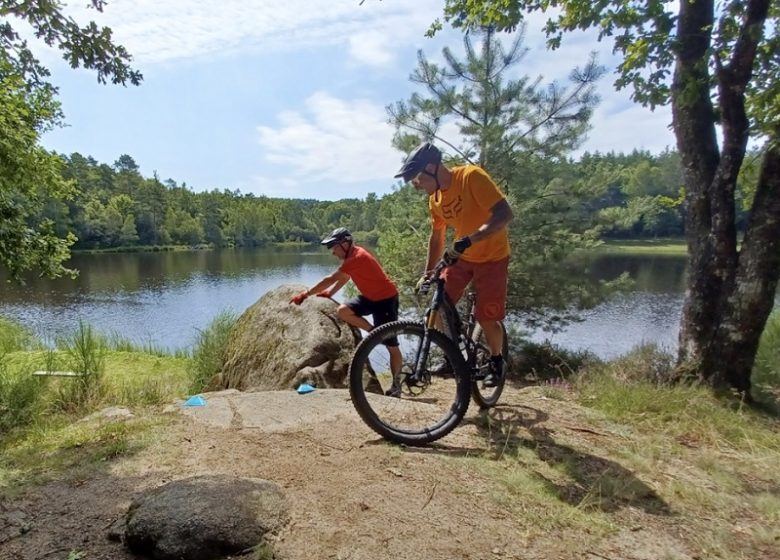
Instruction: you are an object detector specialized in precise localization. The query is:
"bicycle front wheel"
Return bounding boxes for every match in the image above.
[349,320,471,446]
[470,322,508,409]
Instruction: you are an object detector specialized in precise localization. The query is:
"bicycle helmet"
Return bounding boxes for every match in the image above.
[321,227,353,249]
[394,142,442,182]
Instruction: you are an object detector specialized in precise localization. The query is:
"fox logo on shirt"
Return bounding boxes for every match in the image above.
[442,195,463,220]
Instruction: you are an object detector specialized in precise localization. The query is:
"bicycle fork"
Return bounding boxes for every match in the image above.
[402,310,439,389]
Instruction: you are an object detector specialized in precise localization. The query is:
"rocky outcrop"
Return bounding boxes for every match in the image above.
[110,475,288,560]
[216,284,361,391]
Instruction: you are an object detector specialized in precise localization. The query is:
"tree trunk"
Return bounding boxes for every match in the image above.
[674,0,723,380]
[674,0,775,396]
[711,145,780,394]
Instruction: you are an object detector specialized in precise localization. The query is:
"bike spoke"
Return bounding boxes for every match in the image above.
[349,321,470,445]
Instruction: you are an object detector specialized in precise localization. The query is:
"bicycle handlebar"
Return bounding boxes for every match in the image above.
[416,253,460,296]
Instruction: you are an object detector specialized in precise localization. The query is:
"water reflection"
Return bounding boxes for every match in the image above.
[521,253,687,358]
[0,248,335,351]
[0,249,690,358]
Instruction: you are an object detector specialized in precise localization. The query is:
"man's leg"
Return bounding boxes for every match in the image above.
[337,304,373,332]
[388,345,402,375]
[478,319,504,356]
[473,258,509,388]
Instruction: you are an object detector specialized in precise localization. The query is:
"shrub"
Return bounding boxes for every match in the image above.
[509,332,599,382]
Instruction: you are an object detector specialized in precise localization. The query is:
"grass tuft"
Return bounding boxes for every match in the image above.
[190,310,238,393]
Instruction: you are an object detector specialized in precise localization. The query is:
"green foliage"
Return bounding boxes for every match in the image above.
[1,1,141,282]
[0,0,142,88]
[0,65,77,282]
[375,183,430,294]
[753,311,780,400]
[190,311,238,393]
[385,27,629,329]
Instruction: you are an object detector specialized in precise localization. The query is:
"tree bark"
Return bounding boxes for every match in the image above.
[712,144,780,394]
[674,0,722,375]
[674,0,774,396]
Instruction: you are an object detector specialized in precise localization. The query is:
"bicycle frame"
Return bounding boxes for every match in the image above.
[419,259,485,377]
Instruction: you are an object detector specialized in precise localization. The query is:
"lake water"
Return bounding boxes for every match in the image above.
[0,248,687,359]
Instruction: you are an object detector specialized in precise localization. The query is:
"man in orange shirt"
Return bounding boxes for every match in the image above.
[289,227,403,395]
[395,142,514,387]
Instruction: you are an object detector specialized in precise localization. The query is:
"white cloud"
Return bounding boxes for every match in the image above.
[37,1,678,198]
[348,31,395,67]
[55,0,442,67]
[579,89,676,155]
[256,91,400,193]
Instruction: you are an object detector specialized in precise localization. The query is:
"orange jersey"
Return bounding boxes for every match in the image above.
[429,165,510,263]
[338,245,398,302]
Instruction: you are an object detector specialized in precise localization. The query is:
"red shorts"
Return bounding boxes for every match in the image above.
[442,257,509,321]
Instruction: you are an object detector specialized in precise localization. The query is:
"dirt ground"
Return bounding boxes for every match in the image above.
[0,386,737,560]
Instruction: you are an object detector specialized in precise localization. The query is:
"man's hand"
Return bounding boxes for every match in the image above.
[453,236,472,254]
[415,273,432,295]
[442,249,458,265]
[289,290,309,305]
[442,236,472,265]
[315,290,332,298]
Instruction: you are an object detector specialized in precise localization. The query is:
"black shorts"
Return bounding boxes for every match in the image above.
[346,294,399,347]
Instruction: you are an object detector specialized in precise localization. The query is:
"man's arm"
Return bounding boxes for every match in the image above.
[307,271,350,296]
[290,270,350,304]
[464,199,513,244]
[323,275,350,296]
[425,227,446,271]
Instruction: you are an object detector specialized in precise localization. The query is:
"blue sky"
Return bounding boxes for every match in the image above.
[34,0,676,201]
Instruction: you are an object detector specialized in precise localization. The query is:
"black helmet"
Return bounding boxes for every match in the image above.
[321,227,353,249]
[394,142,442,182]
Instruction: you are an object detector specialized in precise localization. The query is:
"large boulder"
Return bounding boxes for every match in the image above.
[110,475,288,560]
[216,284,361,390]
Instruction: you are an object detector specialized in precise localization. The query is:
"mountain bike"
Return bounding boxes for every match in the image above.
[348,255,509,446]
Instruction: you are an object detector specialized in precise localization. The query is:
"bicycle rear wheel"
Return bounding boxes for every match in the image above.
[349,320,471,446]
[470,322,508,409]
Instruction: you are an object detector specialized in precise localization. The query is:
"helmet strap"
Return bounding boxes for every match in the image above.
[432,162,441,190]
[420,162,441,190]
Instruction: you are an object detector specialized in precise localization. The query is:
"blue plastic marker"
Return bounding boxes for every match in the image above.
[183,395,207,406]
[297,383,316,394]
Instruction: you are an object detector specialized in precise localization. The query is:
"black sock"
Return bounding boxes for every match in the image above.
[490,355,503,368]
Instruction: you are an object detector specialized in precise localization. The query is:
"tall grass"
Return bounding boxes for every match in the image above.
[51,321,107,413]
[0,316,39,353]
[0,318,46,434]
[576,347,780,452]
[189,310,238,393]
[0,360,46,435]
[105,333,189,358]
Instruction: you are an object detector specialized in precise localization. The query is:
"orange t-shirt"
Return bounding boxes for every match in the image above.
[429,165,510,263]
[338,245,398,302]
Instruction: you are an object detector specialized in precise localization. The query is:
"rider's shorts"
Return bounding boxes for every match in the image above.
[346,294,400,347]
[442,257,509,322]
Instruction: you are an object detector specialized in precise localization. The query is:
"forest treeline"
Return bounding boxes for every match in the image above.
[46,148,756,251]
